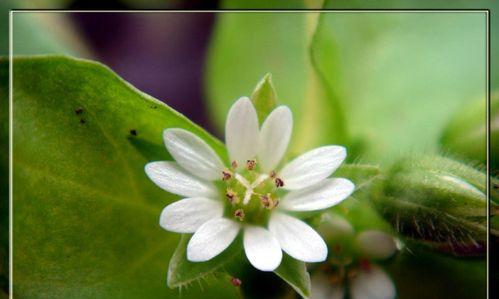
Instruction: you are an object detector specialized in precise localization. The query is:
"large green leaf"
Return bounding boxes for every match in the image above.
[311,9,486,163]
[8,56,237,298]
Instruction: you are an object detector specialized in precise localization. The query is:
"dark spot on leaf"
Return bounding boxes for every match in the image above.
[150,105,157,109]
[80,118,86,124]
[75,107,83,115]
[130,129,137,136]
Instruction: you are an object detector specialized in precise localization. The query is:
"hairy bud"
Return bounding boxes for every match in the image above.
[372,155,488,256]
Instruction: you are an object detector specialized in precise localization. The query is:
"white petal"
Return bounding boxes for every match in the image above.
[281,178,354,211]
[268,212,327,262]
[163,128,225,180]
[243,226,282,271]
[356,231,397,260]
[258,106,293,172]
[311,273,345,299]
[280,146,347,190]
[187,218,240,262]
[350,265,396,299]
[159,197,224,233]
[145,161,218,197]
[225,97,260,165]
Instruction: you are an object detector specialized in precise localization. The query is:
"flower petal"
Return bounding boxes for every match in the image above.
[187,218,240,262]
[258,106,293,172]
[243,226,282,271]
[350,265,396,299]
[145,161,218,198]
[159,197,224,233]
[356,231,397,260]
[225,97,260,165]
[163,128,225,180]
[268,212,327,262]
[311,273,345,299]
[279,146,347,190]
[281,178,354,211]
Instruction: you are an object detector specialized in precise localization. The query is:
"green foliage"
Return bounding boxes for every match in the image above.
[7,56,238,298]
[274,254,310,299]
[440,95,490,166]
[385,244,486,299]
[311,9,486,162]
[168,235,242,288]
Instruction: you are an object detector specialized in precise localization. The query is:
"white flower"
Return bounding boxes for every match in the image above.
[145,97,355,271]
[311,217,397,299]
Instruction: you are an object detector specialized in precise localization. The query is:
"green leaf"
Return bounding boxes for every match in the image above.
[8,56,237,298]
[311,9,486,162]
[274,254,311,299]
[250,73,277,124]
[168,235,243,288]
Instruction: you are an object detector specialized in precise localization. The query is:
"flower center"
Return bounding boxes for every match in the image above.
[218,159,285,225]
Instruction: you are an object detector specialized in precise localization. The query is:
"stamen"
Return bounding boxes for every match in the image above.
[234,209,245,221]
[231,160,238,169]
[269,170,276,178]
[275,177,284,188]
[273,198,280,208]
[260,194,271,208]
[230,277,242,287]
[246,160,256,170]
[226,189,239,204]
[222,170,232,181]
[260,193,279,209]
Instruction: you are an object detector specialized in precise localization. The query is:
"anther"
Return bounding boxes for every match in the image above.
[234,209,245,221]
[269,170,277,178]
[226,189,239,204]
[230,277,242,287]
[246,160,256,170]
[275,177,284,188]
[260,194,278,209]
[222,170,232,181]
[260,194,271,209]
[231,160,238,169]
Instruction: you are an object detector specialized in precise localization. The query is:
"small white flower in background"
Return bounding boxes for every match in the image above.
[145,97,355,271]
[311,217,397,299]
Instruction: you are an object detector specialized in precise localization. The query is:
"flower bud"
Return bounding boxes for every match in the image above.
[371,155,488,256]
[250,73,277,125]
